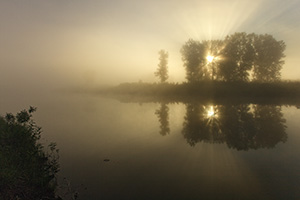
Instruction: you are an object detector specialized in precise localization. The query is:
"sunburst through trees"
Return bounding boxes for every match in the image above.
[181,32,286,82]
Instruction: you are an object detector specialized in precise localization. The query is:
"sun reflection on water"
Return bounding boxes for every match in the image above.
[206,105,218,119]
[206,55,214,63]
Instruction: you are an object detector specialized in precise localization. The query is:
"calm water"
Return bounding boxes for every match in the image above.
[1,90,300,200]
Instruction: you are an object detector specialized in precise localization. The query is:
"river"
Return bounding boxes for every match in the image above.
[1,90,300,199]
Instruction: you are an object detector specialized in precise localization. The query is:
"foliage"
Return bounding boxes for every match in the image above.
[0,107,60,200]
[155,50,169,83]
[181,32,286,82]
[252,34,286,81]
[107,81,300,100]
[219,32,255,81]
[181,39,206,82]
[202,40,224,80]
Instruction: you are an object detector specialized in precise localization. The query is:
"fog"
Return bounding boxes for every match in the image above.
[1,0,300,91]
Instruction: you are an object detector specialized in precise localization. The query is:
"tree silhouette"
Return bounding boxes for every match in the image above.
[155,50,169,83]
[219,32,255,81]
[181,32,286,82]
[181,39,206,82]
[218,59,239,81]
[252,34,286,82]
[202,40,224,80]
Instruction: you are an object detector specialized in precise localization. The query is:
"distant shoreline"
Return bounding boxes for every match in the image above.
[89,81,300,105]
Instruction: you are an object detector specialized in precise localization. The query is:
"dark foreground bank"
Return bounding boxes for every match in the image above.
[0,107,60,200]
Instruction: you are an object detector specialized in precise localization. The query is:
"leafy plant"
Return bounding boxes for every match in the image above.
[0,107,60,200]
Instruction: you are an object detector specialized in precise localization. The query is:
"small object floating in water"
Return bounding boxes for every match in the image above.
[103,159,110,162]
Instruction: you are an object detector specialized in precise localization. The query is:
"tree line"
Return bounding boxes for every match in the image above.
[155,32,286,83]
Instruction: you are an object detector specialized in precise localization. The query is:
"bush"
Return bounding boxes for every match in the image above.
[0,107,60,200]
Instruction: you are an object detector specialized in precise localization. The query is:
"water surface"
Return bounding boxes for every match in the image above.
[1,91,300,199]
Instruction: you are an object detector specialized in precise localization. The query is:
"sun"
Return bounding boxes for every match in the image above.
[206,55,214,63]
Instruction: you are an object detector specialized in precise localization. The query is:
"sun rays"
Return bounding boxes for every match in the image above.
[177,0,265,41]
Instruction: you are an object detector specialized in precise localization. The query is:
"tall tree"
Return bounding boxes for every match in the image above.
[155,50,169,83]
[252,34,286,82]
[219,32,255,81]
[218,59,239,81]
[203,40,224,80]
[181,33,286,82]
[181,39,206,82]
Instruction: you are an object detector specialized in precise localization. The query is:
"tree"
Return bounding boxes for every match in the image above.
[219,32,255,81]
[155,50,169,83]
[181,39,206,82]
[218,58,239,81]
[252,34,286,82]
[202,40,224,80]
[181,33,286,82]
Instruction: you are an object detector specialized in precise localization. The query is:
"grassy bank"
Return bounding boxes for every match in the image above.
[97,81,300,105]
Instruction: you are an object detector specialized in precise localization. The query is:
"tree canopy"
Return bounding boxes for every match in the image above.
[252,34,286,81]
[181,32,286,82]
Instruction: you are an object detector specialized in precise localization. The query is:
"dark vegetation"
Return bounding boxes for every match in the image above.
[0,107,60,200]
[101,81,300,105]
[181,32,285,82]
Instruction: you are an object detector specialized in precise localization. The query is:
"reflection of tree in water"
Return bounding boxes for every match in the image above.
[182,104,287,150]
[219,104,257,150]
[182,104,224,146]
[253,105,287,149]
[155,103,170,136]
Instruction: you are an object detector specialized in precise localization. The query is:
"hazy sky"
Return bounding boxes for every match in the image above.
[1,0,300,87]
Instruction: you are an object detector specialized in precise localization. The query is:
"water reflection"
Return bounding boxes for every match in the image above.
[155,103,170,136]
[158,103,287,150]
[182,104,224,146]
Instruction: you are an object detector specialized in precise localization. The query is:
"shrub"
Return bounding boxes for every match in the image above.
[0,107,60,200]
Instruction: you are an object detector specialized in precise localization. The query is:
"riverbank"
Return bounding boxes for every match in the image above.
[93,81,300,105]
